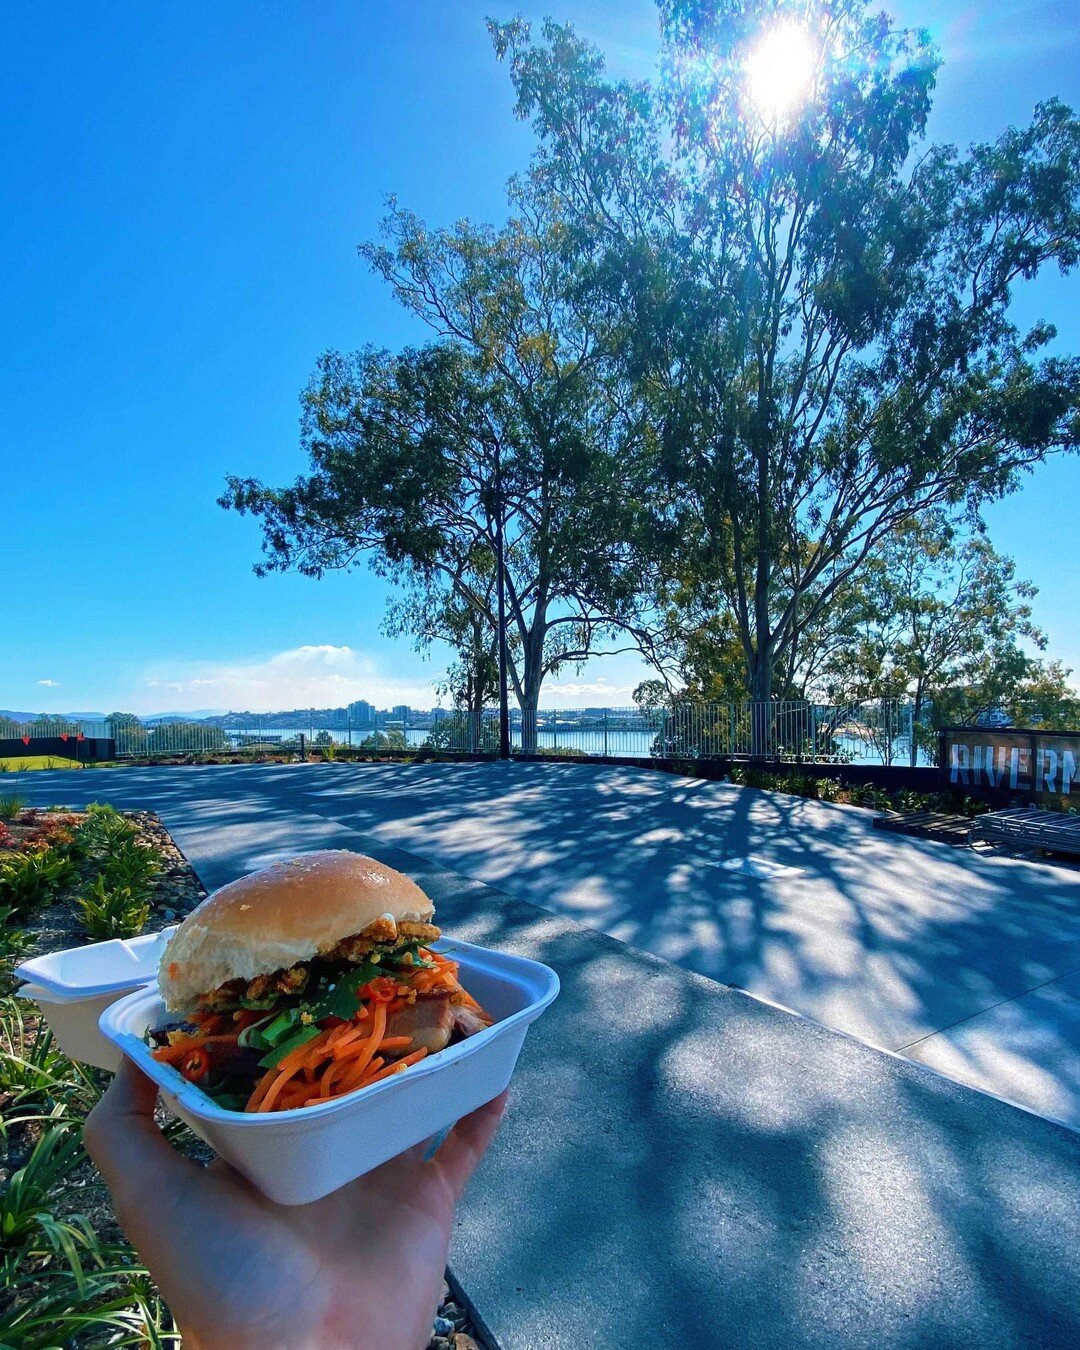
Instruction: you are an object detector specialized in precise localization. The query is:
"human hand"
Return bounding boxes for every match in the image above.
[84,1058,506,1350]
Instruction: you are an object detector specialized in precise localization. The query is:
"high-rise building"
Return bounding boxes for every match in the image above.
[347,700,375,726]
[392,704,410,722]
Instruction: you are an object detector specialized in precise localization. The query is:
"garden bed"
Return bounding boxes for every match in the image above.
[1,806,488,1348]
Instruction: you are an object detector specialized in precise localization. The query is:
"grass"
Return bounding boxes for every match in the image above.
[0,792,26,819]
[0,757,83,773]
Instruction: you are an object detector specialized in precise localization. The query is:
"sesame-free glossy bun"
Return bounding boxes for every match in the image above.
[159,851,435,1013]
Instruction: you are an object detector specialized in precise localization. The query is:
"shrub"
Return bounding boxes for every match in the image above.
[319,743,336,762]
[71,805,137,862]
[0,910,31,995]
[0,793,26,821]
[0,1122,97,1287]
[816,777,842,802]
[74,877,150,941]
[0,851,76,919]
[97,838,161,900]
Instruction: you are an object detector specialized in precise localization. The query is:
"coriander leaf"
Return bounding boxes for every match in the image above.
[310,959,388,1020]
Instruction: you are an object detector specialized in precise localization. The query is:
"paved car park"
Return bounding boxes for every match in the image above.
[10,758,1080,1347]
[13,758,1080,1127]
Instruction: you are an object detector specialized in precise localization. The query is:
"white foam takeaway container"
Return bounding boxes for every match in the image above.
[100,937,560,1205]
[15,928,178,1071]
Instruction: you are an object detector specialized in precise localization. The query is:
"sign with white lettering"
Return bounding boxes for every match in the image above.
[941,728,1080,802]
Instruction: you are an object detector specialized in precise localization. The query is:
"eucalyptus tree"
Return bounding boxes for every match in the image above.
[813,514,1044,762]
[492,1,1080,744]
[221,193,651,747]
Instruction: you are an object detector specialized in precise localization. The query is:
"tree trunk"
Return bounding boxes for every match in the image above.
[749,650,774,759]
[910,684,924,769]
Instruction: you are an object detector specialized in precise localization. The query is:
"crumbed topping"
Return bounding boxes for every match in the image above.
[194,917,442,1012]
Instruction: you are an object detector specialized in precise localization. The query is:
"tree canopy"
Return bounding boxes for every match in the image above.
[492,0,1080,714]
[222,193,651,735]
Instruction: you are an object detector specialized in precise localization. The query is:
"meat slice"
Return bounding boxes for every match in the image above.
[451,1004,492,1039]
[385,995,455,1056]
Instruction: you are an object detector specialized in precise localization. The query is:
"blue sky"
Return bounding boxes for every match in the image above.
[2,1,1079,715]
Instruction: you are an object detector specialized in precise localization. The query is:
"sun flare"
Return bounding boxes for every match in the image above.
[746,22,816,122]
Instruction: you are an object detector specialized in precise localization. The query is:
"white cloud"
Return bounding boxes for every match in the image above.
[37,679,60,687]
[541,676,640,706]
[136,645,440,713]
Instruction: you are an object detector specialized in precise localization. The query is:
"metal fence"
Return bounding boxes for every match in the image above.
[0,700,923,765]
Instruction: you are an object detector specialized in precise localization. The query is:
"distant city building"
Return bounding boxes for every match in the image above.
[348,700,375,725]
[392,704,410,722]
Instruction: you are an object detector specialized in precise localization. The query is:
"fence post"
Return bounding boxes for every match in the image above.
[299,733,306,761]
[603,709,609,758]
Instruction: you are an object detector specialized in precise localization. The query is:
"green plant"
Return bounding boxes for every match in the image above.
[71,804,138,862]
[0,1123,96,1286]
[319,743,336,762]
[0,908,31,995]
[74,876,150,940]
[0,849,76,918]
[816,777,842,802]
[0,1252,179,1348]
[854,784,893,811]
[0,791,26,819]
[0,997,105,1116]
[97,837,162,899]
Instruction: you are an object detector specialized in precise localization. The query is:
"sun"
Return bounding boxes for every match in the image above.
[746,21,817,122]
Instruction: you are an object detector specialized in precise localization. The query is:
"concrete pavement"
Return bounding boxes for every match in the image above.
[13,758,1080,1127]
[10,758,1080,1347]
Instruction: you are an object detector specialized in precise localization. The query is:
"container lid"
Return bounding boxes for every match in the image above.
[15,927,177,1000]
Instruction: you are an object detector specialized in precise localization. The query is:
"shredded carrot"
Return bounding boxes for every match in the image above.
[256,1068,299,1113]
[245,1066,278,1112]
[363,1048,428,1086]
[337,1054,384,1094]
[377,1036,413,1052]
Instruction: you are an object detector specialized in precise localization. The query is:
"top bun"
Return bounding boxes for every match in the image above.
[159,850,435,1013]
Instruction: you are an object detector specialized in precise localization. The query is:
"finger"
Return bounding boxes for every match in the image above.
[432,1089,508,1200]
[84,1056,195,1204]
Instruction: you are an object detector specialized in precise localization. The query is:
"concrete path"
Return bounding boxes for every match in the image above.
[12,761,1080,1348]
[13,759,1080,1128]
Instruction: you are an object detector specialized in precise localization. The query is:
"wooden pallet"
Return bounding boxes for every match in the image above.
[971,807,1080,858]
[872,810,973,845]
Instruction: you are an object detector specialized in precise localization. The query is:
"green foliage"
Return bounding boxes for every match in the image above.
[493,7,1080,710]
[98,838,161,898]
[0,998,105,1116]
[0,908,32,995]
[0,791,26,819]
[74,876,151,941]
[71,804,138,862]
[0,850,76,919]
[0,1251,179,1349]
[318,742,336,761]
[0,1124,96,1281]
[221,184,649,724]
[358,728,408,752]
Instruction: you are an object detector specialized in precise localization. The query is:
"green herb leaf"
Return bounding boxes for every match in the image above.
[309,959,387,1021]
[258,1025,322,1069]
